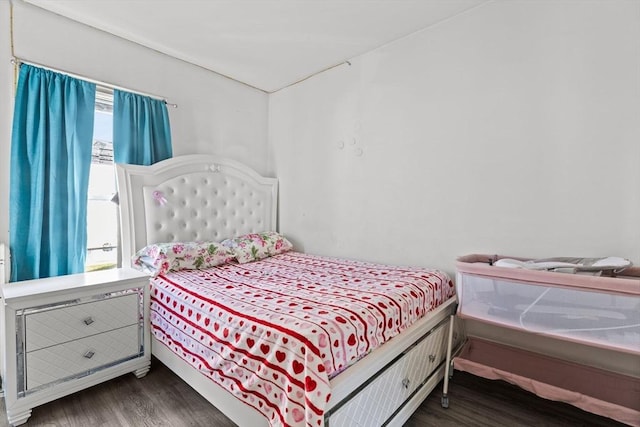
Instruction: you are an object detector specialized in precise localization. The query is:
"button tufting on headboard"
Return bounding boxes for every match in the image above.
[143,172,269,244]
[117,155,278,265]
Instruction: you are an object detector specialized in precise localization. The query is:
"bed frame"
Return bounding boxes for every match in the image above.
[116,154,458,426]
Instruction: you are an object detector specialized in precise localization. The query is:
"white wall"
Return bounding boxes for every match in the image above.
[269,0,640,275]
[0,1,269,248]
[0,3,12,260]
[3,1,639,276]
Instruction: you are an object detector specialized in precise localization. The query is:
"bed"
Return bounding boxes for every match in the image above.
[116,154,459,427]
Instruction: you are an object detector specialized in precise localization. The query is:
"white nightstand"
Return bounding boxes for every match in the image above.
[1,268,151,426]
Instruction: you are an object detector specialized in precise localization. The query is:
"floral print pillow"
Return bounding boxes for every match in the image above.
[132,241,233,277]
[222,231,293,264]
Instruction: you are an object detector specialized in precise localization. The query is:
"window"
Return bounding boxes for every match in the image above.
[85,88,118,272]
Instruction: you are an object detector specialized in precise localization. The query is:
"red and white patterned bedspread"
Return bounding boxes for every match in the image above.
[150,251,454,427]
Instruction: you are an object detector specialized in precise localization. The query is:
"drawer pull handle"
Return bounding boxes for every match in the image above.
[83,350,95,359]
[83,317,94,326]
[428,354,436,362]
[402,378,410,389]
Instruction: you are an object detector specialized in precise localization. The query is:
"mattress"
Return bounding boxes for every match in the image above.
[149,251,455,426]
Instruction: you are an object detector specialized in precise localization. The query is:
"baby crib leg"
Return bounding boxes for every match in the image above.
[441,313,456,408]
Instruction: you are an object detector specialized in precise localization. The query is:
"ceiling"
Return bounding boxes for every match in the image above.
[23,0,487,93]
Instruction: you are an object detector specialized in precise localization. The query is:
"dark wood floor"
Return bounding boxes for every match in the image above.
[1,359,626,427]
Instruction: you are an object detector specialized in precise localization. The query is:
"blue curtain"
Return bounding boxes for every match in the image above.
[113,90,172,165]
[10,65,96,281]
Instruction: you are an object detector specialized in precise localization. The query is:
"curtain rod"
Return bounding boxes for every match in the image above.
[10,56,178,108]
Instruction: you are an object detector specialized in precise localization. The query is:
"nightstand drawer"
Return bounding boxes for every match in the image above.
[25,292,140,352]
[26,324,141,390]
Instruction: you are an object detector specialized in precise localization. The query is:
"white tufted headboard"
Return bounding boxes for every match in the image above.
[116,155,278,267]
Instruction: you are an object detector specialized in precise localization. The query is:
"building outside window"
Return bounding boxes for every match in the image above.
[86,89,118,271]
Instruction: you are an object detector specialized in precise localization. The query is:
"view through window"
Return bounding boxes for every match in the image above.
[86,89,118,271]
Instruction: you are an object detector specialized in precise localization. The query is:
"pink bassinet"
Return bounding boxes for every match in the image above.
[444,254,640,426]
